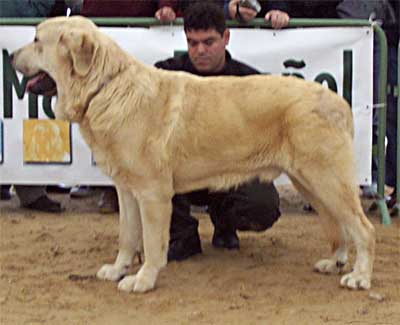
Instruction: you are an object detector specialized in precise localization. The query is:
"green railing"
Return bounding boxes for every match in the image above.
[0,17,392,223]
[394,41,400,216]
[371,22,391,225]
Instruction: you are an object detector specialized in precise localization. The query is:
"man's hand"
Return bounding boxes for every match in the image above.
[228,0,257,22]
[155,6,176,23]
[265,10,290,29]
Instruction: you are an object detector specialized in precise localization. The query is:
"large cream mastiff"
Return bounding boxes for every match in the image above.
[12,16,375,293]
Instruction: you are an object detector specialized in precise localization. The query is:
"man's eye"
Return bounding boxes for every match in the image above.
[204,40,214,46]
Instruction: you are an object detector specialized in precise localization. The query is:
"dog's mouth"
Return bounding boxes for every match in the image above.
[26,71,57,97]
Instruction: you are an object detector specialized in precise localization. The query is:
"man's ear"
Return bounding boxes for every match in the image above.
[223,29,230,46]
[59,29,98,76]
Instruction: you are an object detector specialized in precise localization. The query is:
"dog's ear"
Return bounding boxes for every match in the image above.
[59,29,98,77]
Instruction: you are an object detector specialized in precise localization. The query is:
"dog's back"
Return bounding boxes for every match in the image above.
[159,73,353,184]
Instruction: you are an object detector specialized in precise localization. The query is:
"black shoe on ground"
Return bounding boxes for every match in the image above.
[387,189,396,209]
[168,231,202,262]
[212,229,239,249]
[23,195,64,213]
[0,187,11,200]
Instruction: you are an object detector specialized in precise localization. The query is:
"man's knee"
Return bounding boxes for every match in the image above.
[210,180,281,232]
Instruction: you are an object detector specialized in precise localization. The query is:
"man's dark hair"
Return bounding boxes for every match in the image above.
[183,2,226,36]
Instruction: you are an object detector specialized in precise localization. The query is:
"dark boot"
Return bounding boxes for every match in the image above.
[0,185,11,200]
[208,192,239,249]
[387,189,397,209]
[23,195,64,213]
[212,228,239,249]
[168,230,202,261]
[168,194,202,261]
[209,197,240,249]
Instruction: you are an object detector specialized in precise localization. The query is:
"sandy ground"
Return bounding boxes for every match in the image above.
[0,186,399,325]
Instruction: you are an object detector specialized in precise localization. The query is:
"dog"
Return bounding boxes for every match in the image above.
[12,16,375,293]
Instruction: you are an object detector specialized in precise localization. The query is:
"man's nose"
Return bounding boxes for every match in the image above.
[197,43,206,53]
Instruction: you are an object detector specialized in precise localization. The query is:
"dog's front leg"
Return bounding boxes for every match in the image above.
[118,193,172,293]
[97,186,142,281]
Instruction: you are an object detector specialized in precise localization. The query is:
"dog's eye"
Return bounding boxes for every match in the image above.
[34,37,39,43]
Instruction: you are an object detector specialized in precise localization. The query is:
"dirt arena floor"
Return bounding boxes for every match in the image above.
[0,185,399,325]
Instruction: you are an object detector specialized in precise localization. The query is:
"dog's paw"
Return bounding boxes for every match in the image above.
[133,272,156,293]
[314,259,346,275]
[97,264,128,281]
[118,275,137,292]
[116,264,158,293]
[340,272,371,290]
[117,272,155,293]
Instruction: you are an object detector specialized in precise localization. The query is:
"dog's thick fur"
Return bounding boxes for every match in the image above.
[12,16,375,292]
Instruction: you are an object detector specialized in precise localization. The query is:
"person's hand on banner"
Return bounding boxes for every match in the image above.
[228,0,258,22]
[229,0,290,29]
[155,6,176,23]
[265,10,290,29]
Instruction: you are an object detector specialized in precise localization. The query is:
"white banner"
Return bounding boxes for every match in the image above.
[0,26,373,185]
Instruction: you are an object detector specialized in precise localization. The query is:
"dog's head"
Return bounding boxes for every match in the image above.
[11,16,122,122]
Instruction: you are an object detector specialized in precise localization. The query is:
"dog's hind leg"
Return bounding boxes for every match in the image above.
[97,186,142,282]
[288,161,375,290]
[118,187,172,293]
[290,178,349,275]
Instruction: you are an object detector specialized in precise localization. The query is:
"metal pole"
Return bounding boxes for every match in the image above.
[394,40,400,216]
[373,25,391,224]
[0,17,374,27]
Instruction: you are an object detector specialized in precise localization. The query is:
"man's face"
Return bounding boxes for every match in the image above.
[186,28,230,74]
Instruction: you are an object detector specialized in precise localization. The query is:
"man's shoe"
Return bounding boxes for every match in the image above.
[168,232,202,261]
[212,229,239,249]
[0,186,11,200]
[387,189,396,210]
[98,188,119,213]
[23,195,64,213]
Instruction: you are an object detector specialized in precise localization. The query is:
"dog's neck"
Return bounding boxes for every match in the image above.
[76,65,130,122]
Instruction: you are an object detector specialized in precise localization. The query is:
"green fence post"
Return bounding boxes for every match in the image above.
[393,41,400,216]
[373,25,391,224]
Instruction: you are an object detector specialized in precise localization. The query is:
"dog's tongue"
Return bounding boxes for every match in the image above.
[26,72,57,96]
[26,72,47,92]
